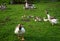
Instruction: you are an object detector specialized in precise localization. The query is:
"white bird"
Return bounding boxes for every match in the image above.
[34,16,42,22]
[25,2,29,8]
[14,24,25,35]
[45,9,58,25]
[14,24,25,41]
[24,2,36,9]
[46,13,58,25]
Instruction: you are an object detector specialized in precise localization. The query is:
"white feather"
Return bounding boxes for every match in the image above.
[49,19,58,24]
[14,27,19,34]
[46,14,58,25]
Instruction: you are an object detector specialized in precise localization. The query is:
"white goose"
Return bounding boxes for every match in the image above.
[14,24,25,35]
[25,2,29,9]
[46,12,58,25]
[34,16,42,22]
[14,24,25,40]
[25,1,36,9]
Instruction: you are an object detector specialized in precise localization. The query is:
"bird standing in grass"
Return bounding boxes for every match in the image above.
[34,16,42,22]
[45,10,58,25]
[24,0,29,9]
[24,0,36,9]
[14,24,25,41]
[49,18,58,25]
[0,3,6,10]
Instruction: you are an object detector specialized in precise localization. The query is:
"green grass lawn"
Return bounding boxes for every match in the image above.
[0,2,60,41]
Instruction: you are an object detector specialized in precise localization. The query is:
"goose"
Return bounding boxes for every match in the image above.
[45,10,58,25]
[0,4,6,10]
[34,16,42,22]
[49,17,58,25]
[24,1,36,9]
[14,24,25,40]
[21,15,26,18]
[25,2,29,9]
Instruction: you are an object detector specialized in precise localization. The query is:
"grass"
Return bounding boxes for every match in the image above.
[0,2,60,41]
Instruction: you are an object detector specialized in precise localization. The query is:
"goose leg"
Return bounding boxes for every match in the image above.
[21,34,25,41]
